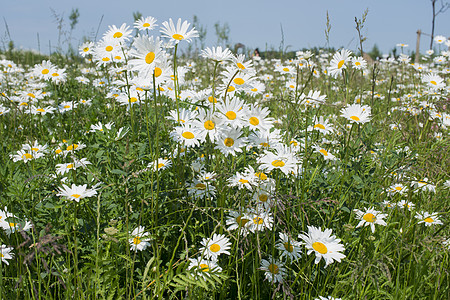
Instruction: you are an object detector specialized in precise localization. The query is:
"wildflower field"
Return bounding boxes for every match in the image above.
[0,16,449,299]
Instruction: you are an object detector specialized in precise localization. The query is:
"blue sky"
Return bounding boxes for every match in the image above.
[2,0,449,55]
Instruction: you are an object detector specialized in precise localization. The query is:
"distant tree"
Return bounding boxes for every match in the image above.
[193,15,207,50]
[132,11,143,36]
[368,44,382,60]
[429,0,450,49]
[214,22,230,47]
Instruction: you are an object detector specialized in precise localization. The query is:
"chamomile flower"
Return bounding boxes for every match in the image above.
[150,158,172,171]
[245,104,273,131]
[351,56,367,69]
[79,41,94,57]
[226,211,251,234]
[422,73,445,90]
[258,145,300,175]
[10,149,36,163]
[248,210,273,233]
[134,16,158,31]
[171,125,202,148]
[160,18,199,44]
[104,23,132,42]
[231,54,255,75]
[216,98,248,128]
[340,104,372,124]
[387,183,407,195]
[0,245,13,265]
[313,145,337,161]
[228,171,254,190]
[328,49,352,78]
[299,225,346,267]
[260,257,286,283]
[415,211,443,226]
[397,200,415,211]
[129,226,151,251]
[353,207,387,233]
[201,46,233,62]
[129,35,163,77]
[309,116,334,134]
[57,184,97,202]
[200,233,231,260]
[276,233,302,261]
[188,179,216,198]
[188,257,222,279]
[315,296,342,300]
[215,127,247,156]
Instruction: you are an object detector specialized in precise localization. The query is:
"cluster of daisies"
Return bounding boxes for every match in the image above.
[1,14,449,299]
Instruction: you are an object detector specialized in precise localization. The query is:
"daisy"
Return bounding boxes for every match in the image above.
[315,296,342,300]
[57,184,97,202]
[434,35,447,44]
[313,145,337,161]
[104,23,132,42]
[351,57,367,69]
[149,158,172,171]
[10,149,36,163]
[387,183,407,196]
[200,233,231,260]
[228,171,254,190]
[411,178,436,193]
[0,245,13,265]
[328,49,352,78]
[415,211,443,226]
[225,211,251,234]
[33,60,55,80]
[231,54,255,75]
[260,257,286,283]
[216,98,248,128]
[129,226,151,251]
[129,35,163,77]
[79,41,94,57]
[201,46,233,62]
[188,179,216,199]
[258,145,300,176]
[192,109,224,142]
[244,104,274,132]
[248,210,273,233]
[353,207,387,233]
[397,200,415,211]
[215,127,247,156]
[188,257,222,279]
[160,18,199,44]
[171,125,203,148]
[422,73,445,90]
[166,108,198,125]
[134,16,158,31]
[276,232,302,261]
[340,104,371,124]
[299,225,346,267]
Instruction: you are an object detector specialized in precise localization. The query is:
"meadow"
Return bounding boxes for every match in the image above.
[0,17,449,299]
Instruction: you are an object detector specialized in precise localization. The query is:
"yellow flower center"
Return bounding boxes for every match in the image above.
[350,116,360,121]
[133,236,141,245]
[268,264,279,274]
[105,46,113,52]
[227,86,236,92]
[71,194,81,199]
[271,160,285,167]
[37,108,45,112]
[42,69,49,74]
[31,147,39,152]
[314,124,325,130]
[199,263,209,272]
[249,117,259,125]
[233,78,245,85]
[237,62,245,70]
[224,138,234,147]
[209,244,221,252]
[337,60,345,69]
[395,186,402,191]
[258,194,268,202]
[204,120,215,130]
[154,67,162,77]
[195,183,206,190]
[255,172,267,180]
[424,217,434,223]
[221,110,236,121]
[145,52,155,64]
[27,93,35,98]
[129,97,138,103]
[208,96,217,103]
[83,47,89,52]
[430,80,437,85]
[282,67,289,72]
[113,32,123,38]
[143,23,150,27]
[253,217,264,225]
[102,57,110,62]
[363,213,376,223]
[55,149,62,154]
[239,179,249,184]
[157,163,165,169]
[284,242,294,252]
[355,61,361,66]
[319,149,328,156]
[67,144,78,151]
[182,132,194,139]
[22,153,33,159]
[312,241,328,254]
[251,88,257,92]
[66,164,74,169]
[172,34,184,40]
